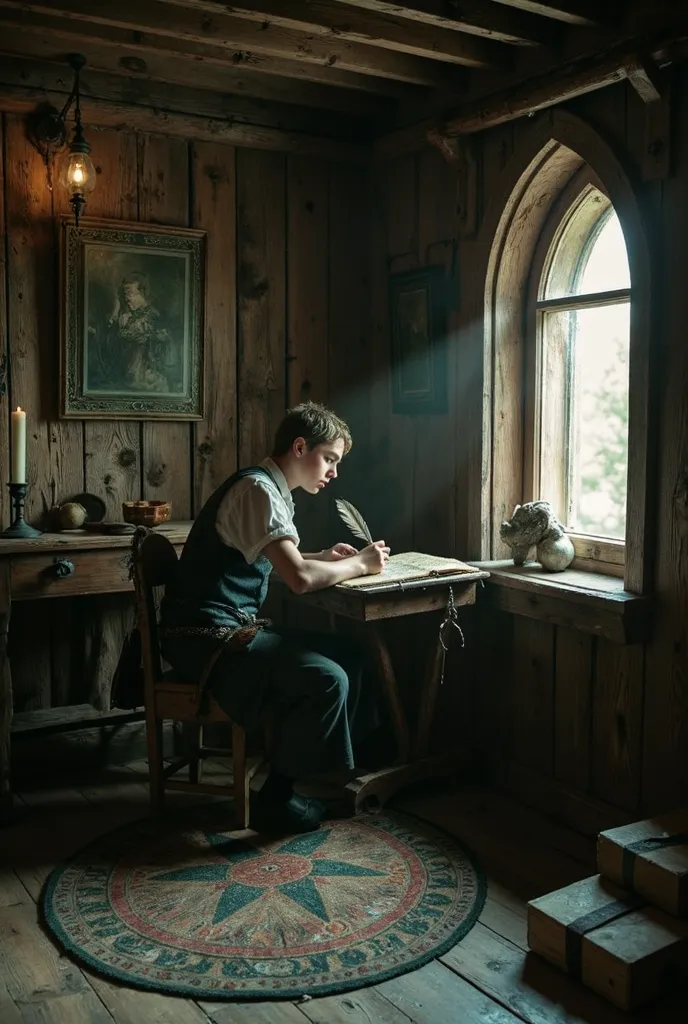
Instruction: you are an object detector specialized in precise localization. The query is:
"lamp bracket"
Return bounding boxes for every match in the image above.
[27,53,88,191]
[26,103,66,189]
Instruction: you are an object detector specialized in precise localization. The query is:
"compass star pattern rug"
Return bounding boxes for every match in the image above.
[42,807,486,999]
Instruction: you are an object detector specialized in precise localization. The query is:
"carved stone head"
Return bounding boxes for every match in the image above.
[499,500,556,564]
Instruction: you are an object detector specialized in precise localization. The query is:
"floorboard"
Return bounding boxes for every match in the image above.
[1,765,685,1023]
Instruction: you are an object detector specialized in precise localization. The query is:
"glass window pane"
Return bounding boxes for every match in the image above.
[540,302,629,539]
[575,211,630,294]
[542,188,630,300]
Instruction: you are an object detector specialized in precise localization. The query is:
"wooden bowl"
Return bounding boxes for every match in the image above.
[122,500,172,527]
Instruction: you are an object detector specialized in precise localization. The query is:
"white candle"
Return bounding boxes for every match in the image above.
[11,407,26,484]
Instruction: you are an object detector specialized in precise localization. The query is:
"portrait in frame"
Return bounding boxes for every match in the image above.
[60,217,206,419]
[389,265,448,415]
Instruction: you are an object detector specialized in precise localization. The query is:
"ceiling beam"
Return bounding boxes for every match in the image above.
[0,0,469,87]
[374,114,435,160]
[153,0,510,67]
[0,7,421,101]
[375,16,688,157]
[0,29,394,117]
[373,53,626,157]
[322,0,558,44]
[0,81,370,161]
[451,0,672,102]
[486,0,604,27]
[0,53,373,140]
[437,19,688,136]
[440,52,629,135]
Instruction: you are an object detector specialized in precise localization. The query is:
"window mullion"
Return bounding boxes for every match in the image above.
[564,309,576,529]
[536,288,630,313]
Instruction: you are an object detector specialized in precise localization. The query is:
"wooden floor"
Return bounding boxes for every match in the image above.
[0,761,684,1024]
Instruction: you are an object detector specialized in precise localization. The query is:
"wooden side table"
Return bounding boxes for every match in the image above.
[0,522,192,821]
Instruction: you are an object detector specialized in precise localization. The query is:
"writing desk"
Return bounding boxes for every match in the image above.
[0,524,488,821]
[279,568,489,813]
[0,521,192,820]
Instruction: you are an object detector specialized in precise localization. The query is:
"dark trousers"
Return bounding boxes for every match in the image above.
[162,628,378,779]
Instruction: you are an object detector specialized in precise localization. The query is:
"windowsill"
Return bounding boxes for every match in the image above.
[469,560,651,645]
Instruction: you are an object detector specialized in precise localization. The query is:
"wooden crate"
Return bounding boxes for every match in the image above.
[598,810,688,918]
[527,874,688,1011]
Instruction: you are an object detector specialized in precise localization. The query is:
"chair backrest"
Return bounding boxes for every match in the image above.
[131,527,179,695]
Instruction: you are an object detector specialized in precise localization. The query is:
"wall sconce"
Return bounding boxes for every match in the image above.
[28,53,97,226]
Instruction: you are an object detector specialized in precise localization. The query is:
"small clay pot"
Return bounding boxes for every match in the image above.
[57,501,87,530]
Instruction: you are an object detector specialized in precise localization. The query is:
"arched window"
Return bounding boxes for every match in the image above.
[526,176,631,569]
[481,114,653,591]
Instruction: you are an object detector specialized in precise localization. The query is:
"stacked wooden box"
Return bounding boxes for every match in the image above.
[527,810,688,1011]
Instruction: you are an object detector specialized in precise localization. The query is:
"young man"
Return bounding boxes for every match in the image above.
[160,402,389,831]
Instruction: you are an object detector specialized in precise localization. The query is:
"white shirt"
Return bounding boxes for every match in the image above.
[215,457,299,564]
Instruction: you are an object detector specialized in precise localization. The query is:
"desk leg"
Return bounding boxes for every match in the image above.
[367,624,411,764]
[414,612,445,760]
[344,619,466,814]
[0,563,14,826]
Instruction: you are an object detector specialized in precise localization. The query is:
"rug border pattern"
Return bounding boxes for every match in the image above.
[41,808,487,1001]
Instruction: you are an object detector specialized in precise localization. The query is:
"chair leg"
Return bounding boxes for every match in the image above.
[232,723,250,829]
[146,713,165,812]
[264,708,276,762]
[189,723,203,784]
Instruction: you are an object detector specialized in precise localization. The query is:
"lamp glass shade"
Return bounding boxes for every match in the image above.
[58,149,97,196]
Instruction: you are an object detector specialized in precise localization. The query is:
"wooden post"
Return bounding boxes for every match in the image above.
[625,56,664,104]
[626,59,673,181]
[426,131,480,237]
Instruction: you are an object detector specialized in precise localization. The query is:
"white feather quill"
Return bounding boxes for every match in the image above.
[335,498,374,546]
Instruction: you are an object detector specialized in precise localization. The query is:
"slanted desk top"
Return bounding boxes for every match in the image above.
[277,569,489,621]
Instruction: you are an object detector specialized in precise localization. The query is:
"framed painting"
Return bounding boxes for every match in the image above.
[60,217,206,419]
[389,265,448,414]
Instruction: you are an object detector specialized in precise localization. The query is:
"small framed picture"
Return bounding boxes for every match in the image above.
[389,265,448,414]
[60,217,206,419]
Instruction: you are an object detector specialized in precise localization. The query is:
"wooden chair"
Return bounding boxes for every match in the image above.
[131,527,262,827]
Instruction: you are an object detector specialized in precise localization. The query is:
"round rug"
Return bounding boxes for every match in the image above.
[43,807,486,999]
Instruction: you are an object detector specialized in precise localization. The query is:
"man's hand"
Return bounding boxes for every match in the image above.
[359,540,391,576]
[265,537,390,593]
[322,542,358,561]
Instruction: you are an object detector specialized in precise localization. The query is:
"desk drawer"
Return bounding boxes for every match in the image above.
[10,549,135,600]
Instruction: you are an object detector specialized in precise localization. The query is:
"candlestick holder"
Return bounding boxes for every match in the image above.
[2,483,43,538]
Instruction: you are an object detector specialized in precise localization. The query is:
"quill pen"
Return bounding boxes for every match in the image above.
[335,498,374,546]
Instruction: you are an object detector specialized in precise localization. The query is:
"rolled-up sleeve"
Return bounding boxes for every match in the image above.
[215,477,299,563]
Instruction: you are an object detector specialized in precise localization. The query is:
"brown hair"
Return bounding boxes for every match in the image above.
[272,401,352,457]
[121,272,150,299]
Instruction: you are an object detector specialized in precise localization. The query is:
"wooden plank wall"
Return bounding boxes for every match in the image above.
[366,143,480,742]
[0,113,371,712]
[373,71,688,823]
[5,65,688,817]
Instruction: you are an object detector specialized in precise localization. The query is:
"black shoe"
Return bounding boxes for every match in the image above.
[254,790,327,834]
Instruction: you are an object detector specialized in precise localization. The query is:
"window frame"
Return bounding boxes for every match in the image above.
[523,168,630,577]
[475,111,655,595]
